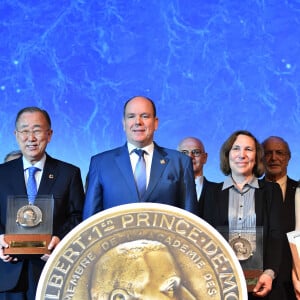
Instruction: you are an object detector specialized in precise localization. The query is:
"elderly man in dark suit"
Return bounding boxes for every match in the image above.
[177,136,213,217]
[0,107,85,299]
[262,136,298,300]
[83,96,197,219]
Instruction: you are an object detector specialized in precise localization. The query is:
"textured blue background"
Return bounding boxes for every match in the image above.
[1,0,300,182]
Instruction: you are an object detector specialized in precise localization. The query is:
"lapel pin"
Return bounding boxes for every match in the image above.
[160,159,166,164]
[49,174,54,179]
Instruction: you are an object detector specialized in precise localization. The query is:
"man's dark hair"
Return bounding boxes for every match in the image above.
[15,107,51,128]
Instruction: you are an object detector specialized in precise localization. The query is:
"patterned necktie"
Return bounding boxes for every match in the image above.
[134,149,147,198]
[27,166,39,204]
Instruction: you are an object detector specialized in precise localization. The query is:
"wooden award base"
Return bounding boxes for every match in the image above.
[244,269,263,292]
[3,234,52,255]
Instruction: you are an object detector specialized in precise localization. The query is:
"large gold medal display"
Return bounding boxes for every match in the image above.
[36,203,247,299]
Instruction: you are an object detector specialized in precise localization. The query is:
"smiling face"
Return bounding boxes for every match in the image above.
[229,134,256,178]
[178,137,207,177]
[123,97,158,148]
[15,111,53,164]
[262,137,290,181]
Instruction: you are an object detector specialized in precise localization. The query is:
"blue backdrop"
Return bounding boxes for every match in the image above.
[1,0,300,183]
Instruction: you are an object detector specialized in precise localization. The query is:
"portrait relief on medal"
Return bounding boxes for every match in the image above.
[16,205,43,228]
[36,203,247,300]
[89,239,196,300]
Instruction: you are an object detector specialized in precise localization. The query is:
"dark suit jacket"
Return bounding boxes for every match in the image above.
[0,154,85,292]
[83,142,197,219]
[269,177,298,300]
[201,179,284,276]
[188,177,214,217]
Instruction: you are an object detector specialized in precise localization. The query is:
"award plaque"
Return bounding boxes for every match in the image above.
[4,195,54,255]
[218,226,264,292]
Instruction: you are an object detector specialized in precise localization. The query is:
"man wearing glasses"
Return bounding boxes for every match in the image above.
[0,107,85,300]
[262,136,297,300]
[178,137,213,217]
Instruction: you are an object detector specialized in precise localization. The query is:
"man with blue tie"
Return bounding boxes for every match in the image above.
[83,96,197,219]
[0,107,85,299]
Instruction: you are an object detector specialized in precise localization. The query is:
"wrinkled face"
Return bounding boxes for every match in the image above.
[229,134,256,178]
[178,138,207,177]
[123,97,158,148]
[91,243,196,300]
[263,137,290,181]
[15,111,52,164]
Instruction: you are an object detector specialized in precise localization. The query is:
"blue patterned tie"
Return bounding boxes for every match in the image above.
[27,166,39,204]
[134,149,146,198]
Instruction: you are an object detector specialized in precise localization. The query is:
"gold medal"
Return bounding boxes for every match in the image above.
[16,204,42,228]
[37,203,247,299]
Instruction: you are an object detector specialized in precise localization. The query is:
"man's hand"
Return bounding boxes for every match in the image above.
[41,236,60,261]
[292,266,300,299]
[0,234,17,262]
[252,273,273,297]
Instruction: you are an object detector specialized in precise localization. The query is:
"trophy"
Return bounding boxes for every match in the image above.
[4,195,54,255]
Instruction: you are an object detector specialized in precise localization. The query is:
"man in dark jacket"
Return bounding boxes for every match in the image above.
[262,135,298,300]
[0,107,85,299]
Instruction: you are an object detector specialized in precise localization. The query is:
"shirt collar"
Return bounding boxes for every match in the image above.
[276,175,287,186]
[222,175,259,190]
[127,142,154,155]
[195,175,204,185]
[23,154,46,171]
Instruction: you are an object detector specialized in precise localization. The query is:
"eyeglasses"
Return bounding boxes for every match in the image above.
[16,129,49,138]
[264,150,289,158]
[180,149,204,157]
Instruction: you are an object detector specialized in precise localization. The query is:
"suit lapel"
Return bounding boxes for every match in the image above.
[142,146,169,200]
[12,158,27,195]
[285,177,297,203]
[115,145,140,201]
[255,180,265,225]
[38,155,58,194]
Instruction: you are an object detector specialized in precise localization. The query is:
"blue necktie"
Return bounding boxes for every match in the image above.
[134,149,146,198]
[27,166,39,204]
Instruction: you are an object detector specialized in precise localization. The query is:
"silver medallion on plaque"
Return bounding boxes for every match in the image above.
[229,236,253,261]
[16,204,43,228]
[36,203,247,300]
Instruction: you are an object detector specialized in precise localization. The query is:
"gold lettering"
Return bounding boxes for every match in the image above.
[203,240,218,256]
[220,273,238,294]
[211,253,230,273]
[54,260,71,274]
[48,274,64,288]
[62,248,80,264]
[159,214,176,229]
[175,219,189,234]
[44,291,60,299]
[122,214,134,227]
[136,213,151,226]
